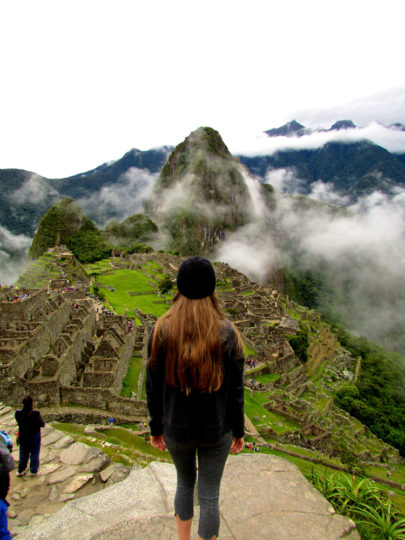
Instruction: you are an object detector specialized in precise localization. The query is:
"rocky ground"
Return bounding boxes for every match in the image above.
[0,403,131,537]
[1,401,361,539]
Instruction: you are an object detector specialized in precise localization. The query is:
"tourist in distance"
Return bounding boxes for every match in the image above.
[15,396,45,477]
[146,255,245,540]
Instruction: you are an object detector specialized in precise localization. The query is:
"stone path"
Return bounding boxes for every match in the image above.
[0,403,131,537]
[1,402,360,539]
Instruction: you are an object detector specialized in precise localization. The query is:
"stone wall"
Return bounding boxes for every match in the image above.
[57,307,96,386]
[0,289,48,327]
[2,300,71,380]
[60,386,148,416]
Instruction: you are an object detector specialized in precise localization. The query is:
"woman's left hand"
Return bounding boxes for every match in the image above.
[230,436,244,454]
[151,434,166,451]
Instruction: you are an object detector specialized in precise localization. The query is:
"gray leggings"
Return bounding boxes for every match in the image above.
[165,432,233,539]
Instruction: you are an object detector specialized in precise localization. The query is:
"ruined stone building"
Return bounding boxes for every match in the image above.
[0,286,146,418]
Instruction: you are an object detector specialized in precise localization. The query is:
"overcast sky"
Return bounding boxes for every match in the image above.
[1,0,405,178]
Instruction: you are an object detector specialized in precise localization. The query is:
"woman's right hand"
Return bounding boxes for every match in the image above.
[150,434,166,451]
[230,437,244,454]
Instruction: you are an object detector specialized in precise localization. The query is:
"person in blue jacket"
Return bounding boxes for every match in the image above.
[0,469,12,540]
[15,396,45,477]
[0,437,14,540]
[146,256,245,540]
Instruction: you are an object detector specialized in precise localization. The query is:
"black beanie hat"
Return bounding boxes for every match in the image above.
[176,256,216,299]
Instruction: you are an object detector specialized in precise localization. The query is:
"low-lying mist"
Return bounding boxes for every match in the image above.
[0,226,32,285]
[215,170,405,353]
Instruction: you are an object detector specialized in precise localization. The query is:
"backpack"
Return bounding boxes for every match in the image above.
[0,431,12,452]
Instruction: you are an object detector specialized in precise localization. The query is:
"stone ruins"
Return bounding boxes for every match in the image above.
[0,248,399,464]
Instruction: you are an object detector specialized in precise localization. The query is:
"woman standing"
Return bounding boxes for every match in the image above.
[15,396,45,477]
[146,256,245,540]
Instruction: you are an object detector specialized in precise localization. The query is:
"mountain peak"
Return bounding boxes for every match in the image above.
[264,120,305,138]
[329,119,356,131]
[184,126,231,157]
[145,127,253,255]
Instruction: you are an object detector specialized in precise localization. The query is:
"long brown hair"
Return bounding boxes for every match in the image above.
[149,291,229,393]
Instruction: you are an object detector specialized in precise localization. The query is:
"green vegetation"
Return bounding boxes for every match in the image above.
[287,326,310,363]
[52,422,172,467]
[332,324,405,456]
[163,209,204,255]
[86,262,171,318]
[312,470,405,539]
[104,214,158,248]
[157,274,174,294]
[121,356,143,398]
[28,198,111,262]
[66,222,111,263]
[244,390,300,434]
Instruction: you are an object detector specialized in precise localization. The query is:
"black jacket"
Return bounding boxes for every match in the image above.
[15,410,45,437]
[146,320,245,444]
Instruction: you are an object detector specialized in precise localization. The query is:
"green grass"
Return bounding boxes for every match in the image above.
[121,356,144,398]
[254,373,280,385]
[244,390,300,434]
[52,422,172,466]
[94,267,171,317]
[243,343,256,357]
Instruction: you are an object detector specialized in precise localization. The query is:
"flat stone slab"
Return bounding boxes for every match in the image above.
[79,454,110,473]
[59,442,98,465]
[20,454,360,540]
[53,435,75,449]
[41,430,64,446]
[63,474,93,494]
[46,465,77,485]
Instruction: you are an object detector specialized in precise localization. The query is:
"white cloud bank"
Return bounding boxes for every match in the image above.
[0,226,33,285]
[216,172,405,351]
[228,122,405,158]
[77,168,158,227]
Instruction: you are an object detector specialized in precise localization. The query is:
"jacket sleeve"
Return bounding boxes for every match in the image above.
[145,327,165,436]
[228,326,245,439]
[0,500,12,540]
[37,412,45,428]
[0,439,15,472]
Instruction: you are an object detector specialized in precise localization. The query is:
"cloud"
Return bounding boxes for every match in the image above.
[264,168,307,195]
[11,174,59,204]
[77,167,158,226]
[228,121,405,158]
[0,226,33,285]
[215,222,280,283]
[297,86,405,129]
[216,172,405,352]
[307,181,351,206]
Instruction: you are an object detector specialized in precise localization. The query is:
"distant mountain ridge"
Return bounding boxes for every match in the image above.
[264,119,357,138]
[2,123,405,240]
[239,140,405,201]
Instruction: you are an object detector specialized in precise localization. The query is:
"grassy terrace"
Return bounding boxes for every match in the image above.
[88,264,173,317]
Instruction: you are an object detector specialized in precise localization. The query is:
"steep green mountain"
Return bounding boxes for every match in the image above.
[145,127,256,255]
[28,198,111,263]
[239,140,405,201]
